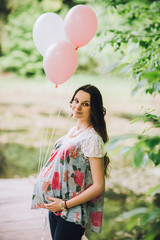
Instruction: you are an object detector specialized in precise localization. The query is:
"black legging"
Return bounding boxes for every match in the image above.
[49,211,85,240]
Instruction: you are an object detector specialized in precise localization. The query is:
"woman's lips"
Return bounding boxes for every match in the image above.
[75,111,82,114]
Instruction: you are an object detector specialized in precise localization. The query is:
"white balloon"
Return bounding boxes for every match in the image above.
[33,13,66,56]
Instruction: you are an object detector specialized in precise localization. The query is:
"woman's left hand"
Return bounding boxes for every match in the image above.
[44,197,63,212]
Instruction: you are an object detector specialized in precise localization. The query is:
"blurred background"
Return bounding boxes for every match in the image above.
[0,0,160,239]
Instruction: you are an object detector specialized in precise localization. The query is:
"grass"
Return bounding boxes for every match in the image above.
[0,142,39,178]
[0,72,132,97]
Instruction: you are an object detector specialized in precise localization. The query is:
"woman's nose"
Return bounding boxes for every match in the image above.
[76,103,81,110]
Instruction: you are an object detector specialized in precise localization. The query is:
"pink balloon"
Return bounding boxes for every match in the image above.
[64,5,98,48]
[43,41,78,85]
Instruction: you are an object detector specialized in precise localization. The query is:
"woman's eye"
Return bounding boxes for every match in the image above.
[83,103,89,106]
[74,99,79,103]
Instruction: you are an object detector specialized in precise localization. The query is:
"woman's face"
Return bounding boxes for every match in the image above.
[71,90,91,123]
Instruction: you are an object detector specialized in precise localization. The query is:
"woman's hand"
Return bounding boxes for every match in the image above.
[44,197,63,212]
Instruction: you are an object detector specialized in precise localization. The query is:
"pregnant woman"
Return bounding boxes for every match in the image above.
[31,84,110,240]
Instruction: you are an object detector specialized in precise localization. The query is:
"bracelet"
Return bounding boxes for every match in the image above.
[64,200,68,210]
[60,201,67,211]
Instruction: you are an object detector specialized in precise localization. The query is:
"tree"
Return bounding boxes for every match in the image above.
[97,0,160,239]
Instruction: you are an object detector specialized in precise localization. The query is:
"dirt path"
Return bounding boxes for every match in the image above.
[0,177,51,240]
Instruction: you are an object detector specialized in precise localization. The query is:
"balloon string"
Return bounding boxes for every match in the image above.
[41,210,47,240]
[42,79,71,168]
[38,134,43,172]
[39,77,57,172]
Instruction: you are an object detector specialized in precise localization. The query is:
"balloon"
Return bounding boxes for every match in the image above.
[64,5,98,48]
[43,41,78,85]
[33,13,66,56]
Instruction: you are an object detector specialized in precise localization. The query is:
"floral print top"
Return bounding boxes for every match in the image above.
[31,127,105,233]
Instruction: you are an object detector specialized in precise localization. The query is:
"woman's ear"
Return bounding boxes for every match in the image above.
[70,101,73,108]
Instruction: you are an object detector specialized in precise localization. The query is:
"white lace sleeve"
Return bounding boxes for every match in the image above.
[81,133,104,158]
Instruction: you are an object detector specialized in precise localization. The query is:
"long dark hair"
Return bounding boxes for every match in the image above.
[70,84,110,178]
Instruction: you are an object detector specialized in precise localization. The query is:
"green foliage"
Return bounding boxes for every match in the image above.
[116,186,160,240]
[0,1,44,77]
[100,1,160,238]
[118,207,160,240]
[104,134,160,167]
[86,186,150,240]
[104,108,160,168]
[146,185,160,197]
[97,0,160,95]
